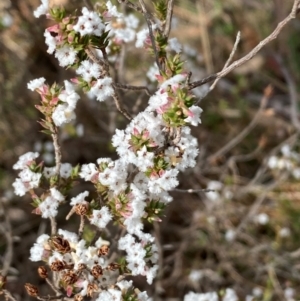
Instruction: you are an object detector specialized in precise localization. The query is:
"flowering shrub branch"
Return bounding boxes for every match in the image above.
[3,0,300,300]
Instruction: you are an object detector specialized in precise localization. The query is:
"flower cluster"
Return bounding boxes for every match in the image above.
[30,230,150,300]
[267,144,300,179]
[15,0,208,299]
[12,152,41,196]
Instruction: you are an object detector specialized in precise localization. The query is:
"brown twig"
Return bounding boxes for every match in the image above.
[208,85,272,162]
[0,201,13,277]
[85,48,132,120]
[188,74,217,90]
[78,216,85,239]
[51,132,61,178]
[113,82,151,96]
[212,0,300,87]
[172,188,216,193]
[138,0,162,72]
[117,0,143,13]
[3,290,18,301]
[163,0,175,38]
[275,55,300,131]
[210,31,241,91]
[189,0,299,93]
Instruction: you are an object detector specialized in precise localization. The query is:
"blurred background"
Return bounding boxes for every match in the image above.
[1,0,300,300]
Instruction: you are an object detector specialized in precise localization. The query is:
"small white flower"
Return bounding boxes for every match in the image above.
[90,206,112,228]
[90,77,114,101]
[255,213,269,225]
[167,37,182,53]
[27,78,46,91]
[70,191,89,206]
[52,104,76,127]
[60,163,72,178]
[184,106,203,126]
[33,0,49,18]
[55,45,77,67]
[13,152,39,170]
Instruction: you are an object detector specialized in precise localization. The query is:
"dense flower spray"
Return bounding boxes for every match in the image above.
[14,0,205,299]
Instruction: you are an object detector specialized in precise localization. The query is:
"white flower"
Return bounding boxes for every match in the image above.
[160,74,186,91]
[50,187,64,202]
[147,63,159,82]
[184,106,203,126]
[70,191,89,206]
[12,178,28,196]
[90,77,114,101]
[39,196,59,218]
[73,7,105,37]
[33,0,49,18]
[79,163,98,181]
[43,167,55,178]
[255,213,269,225]
[135,28,149,48]
[279,227,291,238]
[225,229,236,242]
[76,60,101,82]
[223,288,238,301]
[167,37,182,53]
[60,163,72,178]
[27,78,46,91]
[52,104,76,126]
[189,270,203,283]
[184,292,218,301]
[268,156,278,169]
[54,45,77,67]
[29,234,50,261]
[106,1,122,18]
[44,30,57,54]
[90,206,112,228]
[59,81,80,109]
[13,152,39,170]
[19,169,42,189]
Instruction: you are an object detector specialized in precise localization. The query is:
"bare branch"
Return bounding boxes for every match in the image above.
[172,188,217,193]
[163,0,175,38]
[275,55,300,131]
[210,31,241,91]
[51,132,61,177]
[208,85,272,162]
[188,74,217,90]
[138,0,162,72]
[212,0,300,87]
[117,0,143,13]
[86,48,132,120]
[113,82,151,96]
[189,0,300,94]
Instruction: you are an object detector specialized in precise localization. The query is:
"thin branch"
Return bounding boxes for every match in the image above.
[49,216,57,236]
[188,74,217,90]
[275,55,300,131]
[3,290,17,301]
[117,0,143,13]
[0,202,13,277]
[189,0,299,93]
[163,0,175,38]
[138,0,162,72]
[212,0,300,88]
[210,31,241,91]
[172,188,217,193]
[49,131,60,235]
[45,278,62,296]
[113,82,151,96]
[78,216,85,239]
[51,132,61,178]
[208,85,272,162]
[85,48,132,120]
